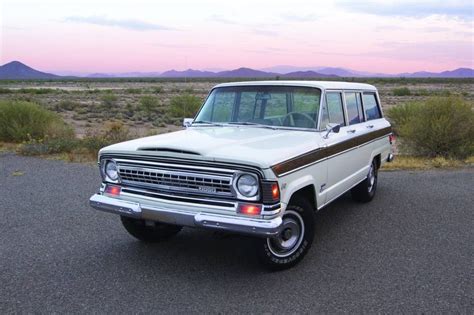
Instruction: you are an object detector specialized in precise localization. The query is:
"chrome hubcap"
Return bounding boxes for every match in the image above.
[267,210,305,258]
[368,164,375,192]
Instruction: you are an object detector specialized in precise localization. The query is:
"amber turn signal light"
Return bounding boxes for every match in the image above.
[271,183,280,200]
[237,203,262,216]
[105,184,121,196]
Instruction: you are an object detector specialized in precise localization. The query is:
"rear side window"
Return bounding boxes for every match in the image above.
[321,92,345,128]
[344,92,364,125]
[362,93,381,120]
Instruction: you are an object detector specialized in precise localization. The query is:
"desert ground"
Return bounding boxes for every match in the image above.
[0,78,473,138]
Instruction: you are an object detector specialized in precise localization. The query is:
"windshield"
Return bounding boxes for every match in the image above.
[194,86,322,129]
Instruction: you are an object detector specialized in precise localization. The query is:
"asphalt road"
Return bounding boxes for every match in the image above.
[0,153,473,313]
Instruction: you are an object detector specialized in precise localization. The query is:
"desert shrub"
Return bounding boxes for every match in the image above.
[18,137,79,155]
[0,88,12,94]
[55,99,81,111]
[435,89,451,97]
[17,88,55,95]
[152,86,163,93]
[0,100,74,142]
[169,94,202,118]
[101,93,118,107]
[387,96,474,158]
[125,88,142,94]
[87,89,101,94]
[392,87,411,96]
[82,122,132,156]
[412,88,429,96]
[139,96,160,113]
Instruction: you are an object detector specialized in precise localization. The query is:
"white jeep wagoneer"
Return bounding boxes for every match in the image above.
[90,81,394,270]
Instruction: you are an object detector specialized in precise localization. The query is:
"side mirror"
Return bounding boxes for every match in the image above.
[323,123,341,139]
[183,118,193,128]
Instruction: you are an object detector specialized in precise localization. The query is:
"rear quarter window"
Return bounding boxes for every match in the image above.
[362,93,382,120]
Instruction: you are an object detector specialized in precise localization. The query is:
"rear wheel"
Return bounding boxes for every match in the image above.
[120,216,182,242]
[256,197,315,271]
[351,159,378,202]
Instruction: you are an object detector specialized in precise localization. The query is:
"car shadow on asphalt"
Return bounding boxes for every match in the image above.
[84,192,369,275]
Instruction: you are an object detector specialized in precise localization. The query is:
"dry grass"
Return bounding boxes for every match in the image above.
[382,155,474,171]
[0,142,19,152]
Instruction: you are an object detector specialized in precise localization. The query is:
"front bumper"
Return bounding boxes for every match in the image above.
[89,194,282,237]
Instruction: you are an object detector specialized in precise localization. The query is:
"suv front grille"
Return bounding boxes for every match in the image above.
[117,164,234,197]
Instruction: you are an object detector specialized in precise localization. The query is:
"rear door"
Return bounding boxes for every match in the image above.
[360,91,389,162]
[342,91,372,181]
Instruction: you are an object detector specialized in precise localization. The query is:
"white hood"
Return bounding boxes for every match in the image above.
[100,126,325,169]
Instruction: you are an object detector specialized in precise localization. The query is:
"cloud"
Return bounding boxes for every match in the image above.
[281,13,319,22]
[208,14,238,25]
[64,16,172,31]
[251,29,278,37]
[373,40,474,63]
[336,0,474,18]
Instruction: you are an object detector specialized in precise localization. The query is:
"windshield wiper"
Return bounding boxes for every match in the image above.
[226,122,277,129]
[227,122,259,125]
[192,120,224,126]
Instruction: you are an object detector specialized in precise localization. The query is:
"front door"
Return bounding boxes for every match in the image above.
[320,91,363,203]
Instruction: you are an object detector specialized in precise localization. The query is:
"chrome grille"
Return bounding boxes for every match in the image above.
[117,164,234,197]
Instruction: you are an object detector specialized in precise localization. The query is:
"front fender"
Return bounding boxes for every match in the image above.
[279,174,316,209]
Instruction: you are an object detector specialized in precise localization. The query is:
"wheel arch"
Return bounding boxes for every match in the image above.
[288,184,317,211]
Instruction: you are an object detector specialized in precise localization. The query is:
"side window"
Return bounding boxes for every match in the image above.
[321,92,345,128]
[344,92,364,125]
[362,93,381,120]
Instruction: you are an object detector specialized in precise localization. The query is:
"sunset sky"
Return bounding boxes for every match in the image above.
[0,0,473,74]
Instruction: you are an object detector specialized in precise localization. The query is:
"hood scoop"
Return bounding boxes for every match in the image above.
[138,147,201,155]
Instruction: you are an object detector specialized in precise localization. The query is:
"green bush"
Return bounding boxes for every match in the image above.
[152,86,163,94]
[169,94,202,118]
[388,96,474,158]
[82,122,132,156]
[0,100,74,142]
[55,99,81,111]
[101,93,118,107]
[125,88,142,94]
[139,96,160,113]
[0,88,12,94]
[17,88,55,95]
[18,137,79,155]
[393,87,411,96]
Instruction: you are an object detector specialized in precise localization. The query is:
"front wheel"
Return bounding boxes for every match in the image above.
[120,216,182,242]
[256,197,315,271]
[351,158,378,202]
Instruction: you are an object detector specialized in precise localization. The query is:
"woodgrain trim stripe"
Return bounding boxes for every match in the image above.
[271,126,392,176]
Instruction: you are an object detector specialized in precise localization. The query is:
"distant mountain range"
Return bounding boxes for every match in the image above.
[0,61,472,80]
[0,61,59,79]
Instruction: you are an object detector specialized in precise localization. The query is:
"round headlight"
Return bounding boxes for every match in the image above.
[105,161,119,181]
[237,174,259,197]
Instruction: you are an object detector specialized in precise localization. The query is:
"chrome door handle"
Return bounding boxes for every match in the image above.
[347,129,356,133]
[366,125,374,129]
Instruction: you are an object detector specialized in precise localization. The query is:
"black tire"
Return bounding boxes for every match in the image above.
[120,216,182,242]
[256,197,315,271]
[351,159,378,203]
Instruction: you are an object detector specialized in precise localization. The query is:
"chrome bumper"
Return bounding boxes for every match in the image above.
[89,194,282,237]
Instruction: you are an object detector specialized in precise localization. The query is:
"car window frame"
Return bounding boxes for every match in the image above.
[321,90,347,129]
[196,85,324,131]
[342,90,366,126]
[361,91,383,121]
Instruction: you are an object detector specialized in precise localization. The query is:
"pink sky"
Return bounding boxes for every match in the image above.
[1,0,473,74]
